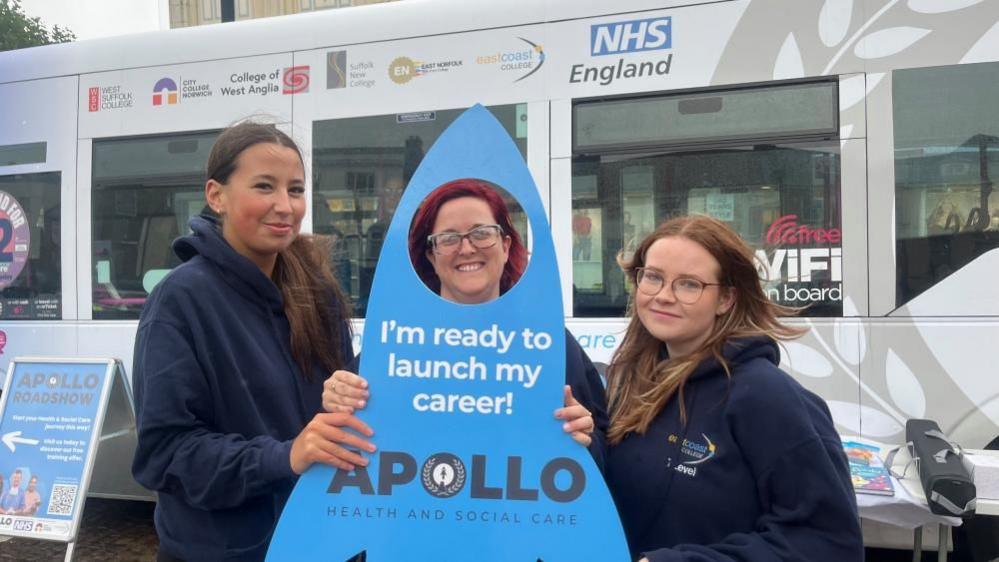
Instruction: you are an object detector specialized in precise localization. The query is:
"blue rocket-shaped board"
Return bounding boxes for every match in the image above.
[268,105,629,560]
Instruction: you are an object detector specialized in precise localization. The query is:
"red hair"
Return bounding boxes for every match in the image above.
[408,178,528,295]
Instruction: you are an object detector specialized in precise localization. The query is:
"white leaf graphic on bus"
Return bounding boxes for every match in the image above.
[833,305,866,366]
[818,0,853,47]
[853,27,931,59]
[866,72,885,95]
[885,348,926,418]
[782,341,833,378]
[773,33,804,79]
[908,0,985,15]
[828,400,904,438]
[860,403,905,437]
[961,20,999,64]
[826,399,862,434]
[838,74,866,111]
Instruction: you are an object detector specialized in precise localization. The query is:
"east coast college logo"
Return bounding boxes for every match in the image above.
[421,453,466,498]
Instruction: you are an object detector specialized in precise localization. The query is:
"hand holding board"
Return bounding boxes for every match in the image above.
[268,105,629,561]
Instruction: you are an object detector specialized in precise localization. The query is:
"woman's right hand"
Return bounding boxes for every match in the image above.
[323,370,370,413]
[289,412,375,474]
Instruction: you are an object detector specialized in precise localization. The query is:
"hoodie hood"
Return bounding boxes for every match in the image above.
[686,336,779,382]
[173,214,284,313]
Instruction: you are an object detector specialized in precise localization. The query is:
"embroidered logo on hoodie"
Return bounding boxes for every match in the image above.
[668,433,717,477]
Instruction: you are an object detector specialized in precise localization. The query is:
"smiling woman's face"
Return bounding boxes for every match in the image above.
[636,236,733,358]
[426,196,511,304]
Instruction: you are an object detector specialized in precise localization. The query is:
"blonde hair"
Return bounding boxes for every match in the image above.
[606,215,804,444]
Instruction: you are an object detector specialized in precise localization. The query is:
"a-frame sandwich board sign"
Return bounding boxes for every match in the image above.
[0,357,133,561]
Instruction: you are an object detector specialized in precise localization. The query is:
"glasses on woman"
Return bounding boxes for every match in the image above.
[635,267,723,305]
[427,224,503,255]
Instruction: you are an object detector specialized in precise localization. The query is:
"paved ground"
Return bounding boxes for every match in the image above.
[0,499,951,561]
[0,499,157,561]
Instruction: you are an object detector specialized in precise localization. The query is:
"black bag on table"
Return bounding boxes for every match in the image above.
[906,418,977,517]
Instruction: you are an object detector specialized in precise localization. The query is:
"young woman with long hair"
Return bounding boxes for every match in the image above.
[131,121,375,562]
[604,214,862,561]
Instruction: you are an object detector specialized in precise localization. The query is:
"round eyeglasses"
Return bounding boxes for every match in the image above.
[635,267,724,305]
[427,224,503,255]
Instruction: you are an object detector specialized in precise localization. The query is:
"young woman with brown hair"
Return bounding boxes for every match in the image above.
[131,121,375,562]
[604,215,862,561]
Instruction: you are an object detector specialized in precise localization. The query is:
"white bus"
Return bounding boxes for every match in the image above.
[1,0,998,523]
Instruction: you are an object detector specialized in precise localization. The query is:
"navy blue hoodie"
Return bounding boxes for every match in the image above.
[605,337,862,561]
[131,216,353,561]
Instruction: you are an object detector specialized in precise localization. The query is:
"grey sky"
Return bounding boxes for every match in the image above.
[20,0,168,41]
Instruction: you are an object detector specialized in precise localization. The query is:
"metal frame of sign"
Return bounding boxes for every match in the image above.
[0,357,124,560]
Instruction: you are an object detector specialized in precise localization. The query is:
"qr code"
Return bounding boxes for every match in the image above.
[46,484,78,516]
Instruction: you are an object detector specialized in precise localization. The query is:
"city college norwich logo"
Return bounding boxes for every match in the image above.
[282,66,310,94]
[152,78,179,106]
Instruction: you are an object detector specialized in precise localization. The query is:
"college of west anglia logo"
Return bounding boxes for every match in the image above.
[282,66,310,94]
[421,453,466,498]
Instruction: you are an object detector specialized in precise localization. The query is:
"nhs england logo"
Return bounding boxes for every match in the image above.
[590,17,671,56]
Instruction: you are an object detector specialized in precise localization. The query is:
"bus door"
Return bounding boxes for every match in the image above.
[0,76,78,366]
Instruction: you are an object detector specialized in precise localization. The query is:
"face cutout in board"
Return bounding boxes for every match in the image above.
[409,179,527,305]
[267,105,629,561]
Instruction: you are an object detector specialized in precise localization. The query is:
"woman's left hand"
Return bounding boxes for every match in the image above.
[555,385,594,447]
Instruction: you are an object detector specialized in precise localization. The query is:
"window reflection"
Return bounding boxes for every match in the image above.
[0,172,61,319]
[572,82,842,318]
[894,62,999,308]
[312,105,527,316]
[572,145,841,317]
[91,131,218,319]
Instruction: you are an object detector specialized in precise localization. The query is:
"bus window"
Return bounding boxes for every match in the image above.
[894,62,999,309]
[0,172,61,320]
[572,81,841,318]
[91,131,218,320]
[312,104,528,317]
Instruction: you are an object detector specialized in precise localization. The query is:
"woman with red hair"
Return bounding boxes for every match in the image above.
[323,178,607,457]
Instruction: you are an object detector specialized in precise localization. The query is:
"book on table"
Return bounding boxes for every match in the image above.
[843,440,895,496]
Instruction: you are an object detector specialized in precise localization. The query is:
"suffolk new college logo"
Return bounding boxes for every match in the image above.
[152,78,178,105]
[327,51,347,89]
